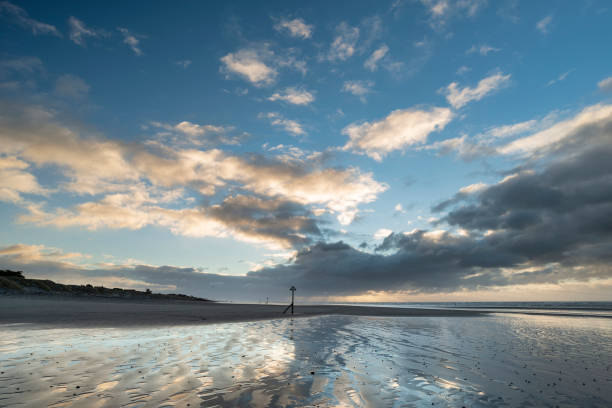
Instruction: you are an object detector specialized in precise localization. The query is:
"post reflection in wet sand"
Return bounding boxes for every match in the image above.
[1,314,611,407]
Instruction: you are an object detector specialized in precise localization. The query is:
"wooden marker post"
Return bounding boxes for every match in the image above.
[283,286,296,315]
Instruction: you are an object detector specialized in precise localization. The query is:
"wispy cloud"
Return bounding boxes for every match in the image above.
[466,44,500,56]
[546,69,573,86]
[259,112,305,136]
[420,0,488,29]
[0,56,44,76]
[54,74,90,99]
[443,72,511,109]
[536,15,553,34]
[268,87,315,105]
[68,16,106,46]
[274,17,313,39]
[364,44,389,71]
[326,22,359,61]
[175,60,192,69]
[149,120,237,146]
[0,1,61,36]
[342,80,374,102]
[117,27,143,56]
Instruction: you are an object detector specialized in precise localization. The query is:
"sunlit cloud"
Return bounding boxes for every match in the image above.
[268,87,315,105]
[343,106,453,161]
[274,17,313,39]
[221,48,277,86]
[1,101,386,244]
[442,72,511,109]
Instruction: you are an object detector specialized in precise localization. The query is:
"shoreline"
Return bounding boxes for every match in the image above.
[0,295,485,328]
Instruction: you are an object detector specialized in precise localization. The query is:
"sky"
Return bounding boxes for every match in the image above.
[1,0,612,302]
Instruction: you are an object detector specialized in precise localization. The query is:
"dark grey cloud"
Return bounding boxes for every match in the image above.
[206,194,322,247]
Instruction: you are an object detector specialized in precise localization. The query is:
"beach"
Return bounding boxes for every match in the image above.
[0,296,483,327]
[1,309,611,407]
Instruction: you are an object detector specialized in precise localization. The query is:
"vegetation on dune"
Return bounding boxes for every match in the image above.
[0,270,210,302]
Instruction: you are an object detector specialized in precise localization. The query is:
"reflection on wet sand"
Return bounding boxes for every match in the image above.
[1,314,611,407]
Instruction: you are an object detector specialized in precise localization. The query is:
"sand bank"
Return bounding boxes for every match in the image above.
[0,295,484,327]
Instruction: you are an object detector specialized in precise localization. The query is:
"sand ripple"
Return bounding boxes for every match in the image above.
[0,314,611,407]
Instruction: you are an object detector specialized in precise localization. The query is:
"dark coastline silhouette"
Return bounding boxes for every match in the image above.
[0,270,211,302]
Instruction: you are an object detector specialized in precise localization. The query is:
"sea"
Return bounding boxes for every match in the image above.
[333,301,612,318]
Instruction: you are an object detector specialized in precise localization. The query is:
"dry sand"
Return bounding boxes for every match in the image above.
[0,295,484,327]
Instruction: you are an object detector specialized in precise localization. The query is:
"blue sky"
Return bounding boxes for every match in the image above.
[1,0,612,301]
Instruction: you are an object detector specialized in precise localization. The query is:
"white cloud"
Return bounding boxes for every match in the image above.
[117,27,143,56]
[268,87,314,105]
[260,112,305,136]
[327,22,359,61]
[220,48,277,86]
[443,72,511,109]
[364,44,389,71]
[54,74,90,99]
[343,106,454,161]
[374,228,393,239]
[274,18,313,39]
[466,44,500,56]
[0,1,61,36]
[68,16,104,46]
[536,15,553,34]
[598,76,612,92]
[500,104,612,156]
[394,203,404,212]
[342,80,374,102]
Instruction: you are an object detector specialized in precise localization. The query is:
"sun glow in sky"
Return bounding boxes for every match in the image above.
[1,0,612,301]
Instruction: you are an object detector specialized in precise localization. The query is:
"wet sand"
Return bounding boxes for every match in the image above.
[0,296,484,327]
[1,314,610,407]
